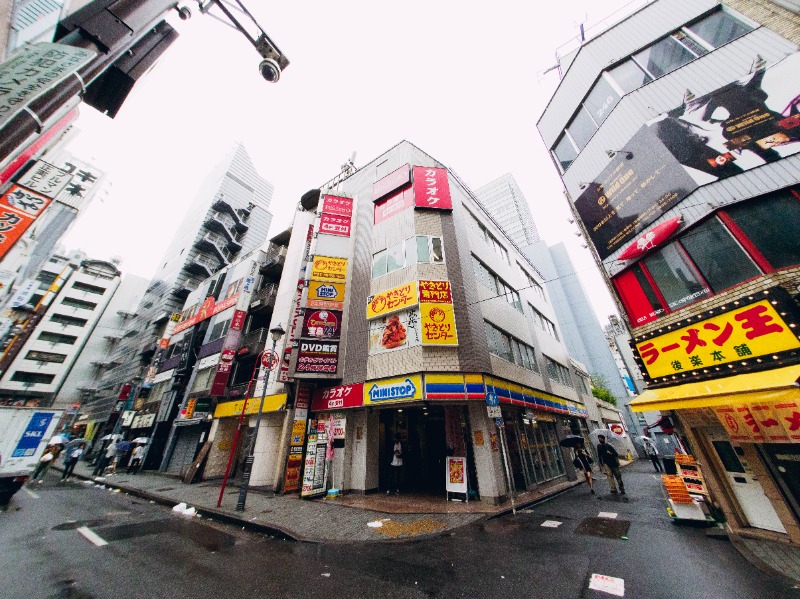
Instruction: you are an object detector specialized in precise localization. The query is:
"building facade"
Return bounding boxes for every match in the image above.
[539,0,800,542]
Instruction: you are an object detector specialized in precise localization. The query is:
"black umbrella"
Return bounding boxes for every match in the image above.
[559,435,586,448]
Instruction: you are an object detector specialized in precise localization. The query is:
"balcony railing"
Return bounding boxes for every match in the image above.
[249,283,278,312]
[195,231,234,264]
[184,251,219,277]
[236,327,269,357]
[212,197,249,232]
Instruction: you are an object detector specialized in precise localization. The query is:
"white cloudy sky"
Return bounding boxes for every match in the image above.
[60,0,637,323]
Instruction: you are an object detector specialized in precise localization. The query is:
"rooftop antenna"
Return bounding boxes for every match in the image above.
[341,151,356,175]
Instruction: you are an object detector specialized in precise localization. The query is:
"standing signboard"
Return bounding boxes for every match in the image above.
[446,456,468,496]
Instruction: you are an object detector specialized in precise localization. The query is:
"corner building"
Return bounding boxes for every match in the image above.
[538,0,800,541]
[267,141,599,503]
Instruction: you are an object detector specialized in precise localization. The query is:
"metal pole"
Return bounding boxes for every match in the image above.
[496,419,517,515]
[236,337,277,512]
[216,350,262,507]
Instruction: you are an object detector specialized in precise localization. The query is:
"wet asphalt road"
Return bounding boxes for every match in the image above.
[1,461,797,599]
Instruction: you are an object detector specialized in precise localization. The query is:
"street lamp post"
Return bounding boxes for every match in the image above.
[235,324,285,512]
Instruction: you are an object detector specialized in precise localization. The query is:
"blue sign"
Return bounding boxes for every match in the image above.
[12,412,54,458]
[368,378,417,402]
[486,392,499,407]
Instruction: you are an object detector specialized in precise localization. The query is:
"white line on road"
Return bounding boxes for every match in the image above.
[77,526,108,547]
[22,486,40,499]
[598,512,618,519]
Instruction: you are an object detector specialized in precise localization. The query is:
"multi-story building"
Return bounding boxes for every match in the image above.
[0,253,121,410]
[199,141,606,504]
[87,143,274,467]
[474,174,540,247]
[538,0,800,542]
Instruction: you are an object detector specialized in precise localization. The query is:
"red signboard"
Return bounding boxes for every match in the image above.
[373,164,411,201]
[320,194,353,218]
[311,383,364,411]
[302,309,342,339]
[231,309,247,332]
[413,166,452,210]
[319,213,351,237]
[374,187,414,224]
[0,185,52,260]
[1,185,52,218]
[617,216,683,261]
[0,206,34,260]
[173,294,240,334]
[296,341,339,374]
[418,280,453,303]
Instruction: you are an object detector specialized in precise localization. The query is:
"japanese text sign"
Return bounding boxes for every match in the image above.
[320,194,354,218]
[367,282,419,319]
[634,297,800,380]
[373,164,411,201]
[172,294,239,334]
[301,309,342,340]
[311,383,364,411]
[16,161,72,198]
[295,341,339,374]
[418,280,453,303]
[0,188,37,260]
[1,185,52,218]
[420,302,459,346]
[374,187,414,225]
[310,256,348,283]
[319,213,351,237]
[308,280,345,303]
[413,166,452,210]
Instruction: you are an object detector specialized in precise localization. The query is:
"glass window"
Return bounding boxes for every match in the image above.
[416,236,429,264]
[526,346,539,373]
[372,250,387,278]
[584,76,621,126]
[687,10,752,48]
[680,217,760,292]
[566,106,597,150]
[473,258,497,293]
[553,135,578,171]
[431,237,444,263]
[510,338,523,367]
[386,242,405,273]
[726,192,800,269]
[644,243,710,310]
[633,35,695,78]
[608,59,653,94]
[405,237,418,265]
[673,30,709,57]
[26,350,67,363]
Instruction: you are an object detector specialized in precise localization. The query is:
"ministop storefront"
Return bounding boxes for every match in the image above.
[302,372,589,502]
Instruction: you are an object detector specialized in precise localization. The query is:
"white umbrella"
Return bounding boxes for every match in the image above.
[589,429,627,453]
[101,433,122,441]
[132,437,150,444]
[48,435,69,445]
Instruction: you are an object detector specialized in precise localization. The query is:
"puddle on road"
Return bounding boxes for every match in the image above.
[575,517,631,539]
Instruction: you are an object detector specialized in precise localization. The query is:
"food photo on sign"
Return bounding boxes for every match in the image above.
[368,309,421,355]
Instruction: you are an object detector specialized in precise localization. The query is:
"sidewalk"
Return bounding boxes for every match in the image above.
[56,461,581,543]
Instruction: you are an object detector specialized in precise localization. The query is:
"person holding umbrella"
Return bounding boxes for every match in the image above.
[597,434,625,495]
[573,443,595,494]
[127,439,147,474]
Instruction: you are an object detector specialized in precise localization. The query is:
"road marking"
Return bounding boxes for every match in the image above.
[589,573,624,596]
[77,526,108,547]
[598,511,618,519]
[22,486,40,499]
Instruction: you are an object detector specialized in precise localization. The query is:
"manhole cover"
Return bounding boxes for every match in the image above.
[155,487,176,492]
[575,517,630,539]
[53,519,109,531]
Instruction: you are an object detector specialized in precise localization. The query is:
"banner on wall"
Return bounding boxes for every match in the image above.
[311,383,364,411]
[363,374,423,405]
[319,213,351,237]
[368,308,421,355]
[295,341,339,374]
[577,53,800,259]
[301,309,342,340]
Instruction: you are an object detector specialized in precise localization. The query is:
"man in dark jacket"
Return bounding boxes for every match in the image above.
[597,435,625,495]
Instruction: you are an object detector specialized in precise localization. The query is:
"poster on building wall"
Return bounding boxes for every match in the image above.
[0,190,39,260]
[301,309,342,340]
[413,166,452,210]
[284,386,311,492]
[632,288,800,384]
[418,280,458,346]
[366,282,419,319]
[310,256,348,282]
[320,194,354,218]
[295,340,339,374]
[368,308,421,355]
[301,420,329,497]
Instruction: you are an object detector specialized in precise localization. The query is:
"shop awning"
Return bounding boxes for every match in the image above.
[629,365,800,412]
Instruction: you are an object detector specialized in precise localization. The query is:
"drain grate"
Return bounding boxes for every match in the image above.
[575,517,630,539]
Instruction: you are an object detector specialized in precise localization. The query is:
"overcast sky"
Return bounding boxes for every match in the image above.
[60,0,637,323]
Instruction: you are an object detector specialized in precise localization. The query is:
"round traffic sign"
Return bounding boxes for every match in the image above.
[262,350,278,371]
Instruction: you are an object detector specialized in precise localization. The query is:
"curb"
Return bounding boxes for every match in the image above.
[728,531,800,587]
[56,467,302,542]
[487,479,584,521]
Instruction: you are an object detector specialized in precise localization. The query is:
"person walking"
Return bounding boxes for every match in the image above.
[61,443,86,481]
[597,434,625,495]
[127,443,145,474]
[94,439,118,476]
[30,445,61,483]
[573,444,595,494]
[387,433,403,495]
[644,439,663,472]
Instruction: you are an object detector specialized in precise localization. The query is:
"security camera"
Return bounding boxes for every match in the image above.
[175,5,191,20]
[259,58,281,83]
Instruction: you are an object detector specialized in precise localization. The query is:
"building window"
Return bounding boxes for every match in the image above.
[72,281,106,295]
[530,305,559,340]
[553,134,578,172]
[724,190,800,270]
[36,271,58,285]
[190,367,216,393]
[613,265,665,326]
[50,313,88,327]
[686,9,753,49]
[607,59,653,94]
[545,356,573,388]
[372,236,445,278]
[25,350,67,363]
[566,106,598,150]
[632,33,699,79]
[38,332,78,345]
[61,297,98,310]
[485,321,539,372]
[10,371,56,385]
[583,75,621,127]
[473,257,523,312]
[465,209,511,263]
[209,319,231,342]
[643,244,709,311]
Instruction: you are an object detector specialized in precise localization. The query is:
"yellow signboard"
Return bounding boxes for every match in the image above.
[308,279,346,303]
[310,256,348,282]
[366,282,419,319]
[213,394,287,418]
[420,302,458,345]
[634,299,800,379]
[363,374,423,405]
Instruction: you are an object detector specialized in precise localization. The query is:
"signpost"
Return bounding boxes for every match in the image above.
[487,391,516,514]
